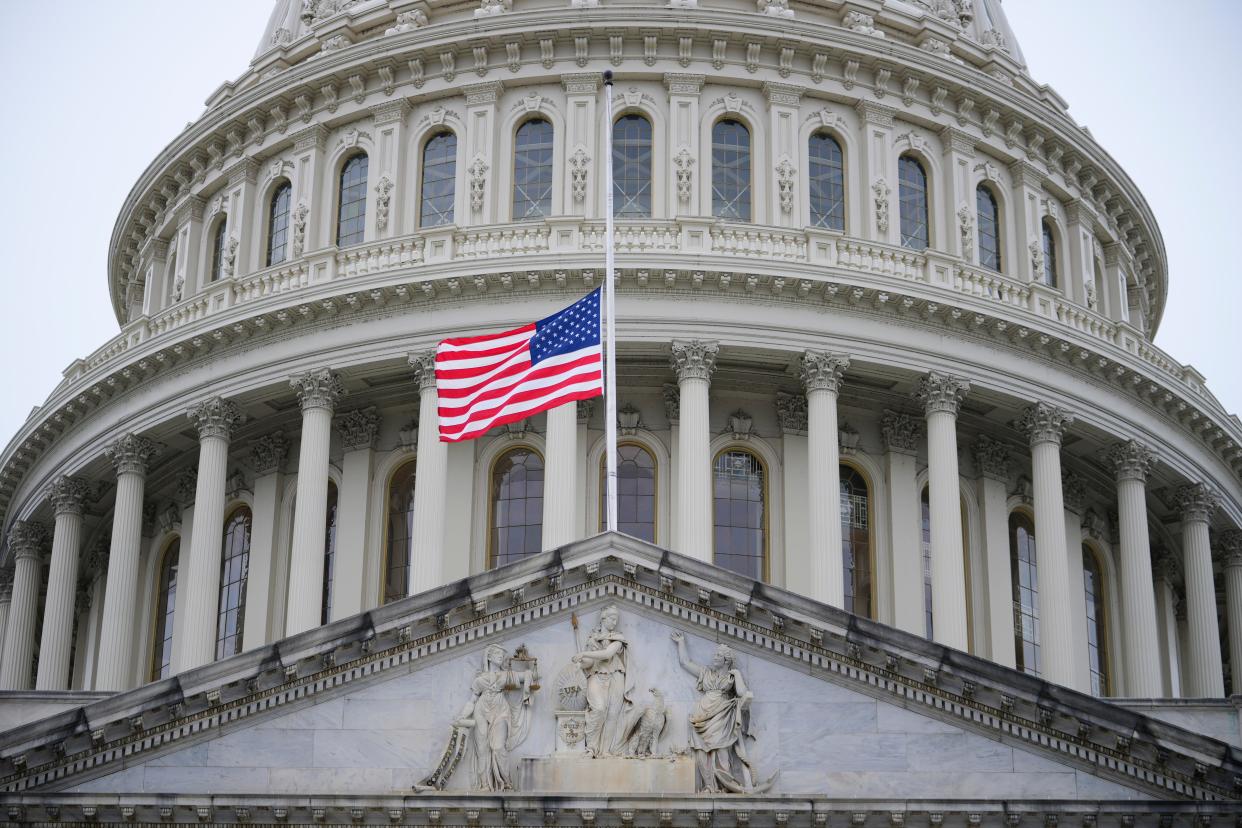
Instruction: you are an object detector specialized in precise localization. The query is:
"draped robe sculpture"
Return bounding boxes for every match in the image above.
[571,605,630,756]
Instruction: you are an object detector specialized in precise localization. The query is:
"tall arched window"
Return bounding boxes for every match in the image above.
[209,218,229,283]
[336,153,369,247]
[712,119,752,221]
[267,182,292,266]
[809,132,845,231]
[1009,512,1040,676]
[216,506,252,660]
[420,132,457,227]
[1041,219,1058,287]
[712,448,766,580]
[383,460,416,605]
[841,465,871,617]
[513,119,554,220]
[613,114,653,218]
[320,482,339,625]
[599,442,656,542]
[920,488,973,643]
[148,538,179,682]
[1083,545,1110,696]
[490,447,545,568]
[976,184,1001,272]
[898,155,929,250]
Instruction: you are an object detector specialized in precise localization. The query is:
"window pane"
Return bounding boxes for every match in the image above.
[421,132,457,227]
[384,461,417,605]
[491,448,545,568]
[337,153,369,247]
[599,443,656,542]
[150,539,180,682]
[712,450,765,579]
[898,156,929,250]
[809,132,845,231]
[1009,513,1040,677]
[841,466,871,618]
[1042,220,1058,287]
[712,120,751,221]
[1083,546,1109,696]
[613,115,652,218]
[321,482,339,624]
[977,184,1001,272]
[216,507,252,660]
[267,182,292,266]
[513,120,554,220]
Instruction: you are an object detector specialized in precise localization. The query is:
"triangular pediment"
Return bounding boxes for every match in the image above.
[0,533,1238,816]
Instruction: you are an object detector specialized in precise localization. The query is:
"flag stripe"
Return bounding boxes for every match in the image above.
[439,357,603,425]
[438,349,601,406]
[441,380,603,442]
[436,325,536,353]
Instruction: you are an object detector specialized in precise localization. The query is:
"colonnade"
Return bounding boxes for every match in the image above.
[0,345,1238,700]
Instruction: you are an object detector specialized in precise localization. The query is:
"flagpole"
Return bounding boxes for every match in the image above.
[602,71,619,534]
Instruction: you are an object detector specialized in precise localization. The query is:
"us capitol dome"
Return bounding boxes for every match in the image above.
[0,0,1240,822]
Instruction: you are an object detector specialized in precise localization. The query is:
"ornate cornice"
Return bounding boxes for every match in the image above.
[1018,403,1074,447]
[880,410,920,455]
[291,368,346,413]
[462,80,504,105]
[799,351,849,394]
[916,372,969,417]
[7,519,47,562]
[1175,483,1220,525]
[972,434,1009,481]
[1107,439,1155,484]
[48,476,90,518]
[334,407,381,451]
[248,432,289,476]
[774,391,808,435]
[408,350,438,392]
[187,397,245,441]
[104,434,162,478]
[669,339,718,383]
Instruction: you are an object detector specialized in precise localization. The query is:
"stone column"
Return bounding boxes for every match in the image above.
[916,373,970,650]
[1106,440,1163,697]
[333,409,380,618]
[1061,471,1091,693]
[882,411,922,634]
[1221,531,1242,697]
[285,370,346,637]
[543,402,579,551]
[671,340,718,564]
[973,435,1016,668]
[95,435,162,691]
[802,352,849,607]
[1152,555,1182,698]
[241,433,289,650]
[409,352,449,593]
[0,522,47,690]
[1017,403,1076,689]
[0,569,12,667]
[35,476,90,690]
[176,398,244,673]
[1175,484,1224,697]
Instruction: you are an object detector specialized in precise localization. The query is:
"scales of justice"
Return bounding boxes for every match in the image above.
[415,605,777,795]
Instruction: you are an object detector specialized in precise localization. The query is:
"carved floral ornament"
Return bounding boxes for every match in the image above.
[972,433,1009,480]
[669,339,719,382]
[800,351,848,394]
[774,391,807,434]
[1017,402,1074,447]
[48,476,89,517]
[673,148,694,204]
[187,397,246,441]
[872,179,890,234]
[916,372,970,417]
[1106,439,1155,483]
[1175,482,1220,524]
[468,155,489,213]
[375,176,394,232]
[292,368,347,412]
[105,433,163,477]
[775,157,796,214]
[569,147,591,204]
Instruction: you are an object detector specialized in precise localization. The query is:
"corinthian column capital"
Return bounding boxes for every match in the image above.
[1018,403,1074,447]
[917,372,970,417]
[800,351,850,394]
[7,520,47,562]
[335,407,382,451]
[1106,439,1155,483]
[409,351,438,391]
[1220,529,1242,568]
[104,434,163,477]
[291,369,346,413]
[670,340,719,383]
[1175,483,1220,525]
[187,397,245,441]
[48,476,90,517]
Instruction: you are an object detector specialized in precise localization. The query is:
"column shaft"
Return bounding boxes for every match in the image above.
[980,476,1016,668]
[410,355,448,594]
[926,409,968,650]
[1225,553,1242,696]
[882,412,922,635]
[0,524,45,690]
[542,402,579,550]
[671,341,717,564]
[286,407,335,636]
[95,470,148,690]
[36,480,87,690]
[177,436,232,671]
[1153,573,1182,697]
[1177,485,1223,697]
[803,352,848,607]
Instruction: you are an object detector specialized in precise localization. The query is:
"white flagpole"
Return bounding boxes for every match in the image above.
[603,71,619,534]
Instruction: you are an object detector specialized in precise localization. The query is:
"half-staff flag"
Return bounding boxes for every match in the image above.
[434,289,604,442]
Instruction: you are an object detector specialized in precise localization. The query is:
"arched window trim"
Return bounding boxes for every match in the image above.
[418,130,458,229]
[379,458,417,606]
[1082,541,1112,696]
[710,444,770,582]
[807,130,847,233]
[597,439,658,542]
[512,118,556,221]
[147,535,180,683]
[710,117,754,222]
[897,153,931,251]
[336,151,370,248]
[975,182,1003,273]
[215,503,253,661]
[266,179,293,267]
[838,459,876,618]
[486,444,547,570]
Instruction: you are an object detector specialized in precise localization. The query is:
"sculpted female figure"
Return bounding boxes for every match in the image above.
[571,605,630,756]
[448,644,538,791]
[670,631,775,793]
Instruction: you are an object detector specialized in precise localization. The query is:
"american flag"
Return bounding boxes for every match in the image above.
[435,290,604,442]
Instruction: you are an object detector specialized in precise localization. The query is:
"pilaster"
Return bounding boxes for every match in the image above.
[882,410,922,636]
[664,74,705,217]
[241,432,289,650]
[973,434,1016,668]
[409,351,449,594]
[463,81,504,225]
[857,101,897,244]
[370,100,411,240]
[940,126,977,259]
[334,409,380,617]
[764,83,802,229]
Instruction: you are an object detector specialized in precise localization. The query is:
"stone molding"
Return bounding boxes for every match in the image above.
[916,372,969,418]
[971,434,1008,481]
[1106,439,1155,483]
[47,476,89,518]
[799,351,848,394]
[1018,402,1074,447]
[103,434,162,478]
[1174,483,1219,525]
[880,410,920,456]
[248,432,290,475]
[669,340,718,383]
[187,397,245,442]
[6,520,47,562]
[334,407,381,451]
[291,368,346,413]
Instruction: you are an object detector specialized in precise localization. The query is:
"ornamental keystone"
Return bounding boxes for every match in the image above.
[916,372,970,417]
[1018,403,1074,446]
[1106,439,1155,483]
[291,369,346,412]
[670,340,719,383]
[48,476,90,517]
[800,351,849,394]
[187,397,245,441]
[1175,483,1220,524]
[104,434,163,477]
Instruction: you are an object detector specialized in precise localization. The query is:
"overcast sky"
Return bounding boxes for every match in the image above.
[0,1,1238,449]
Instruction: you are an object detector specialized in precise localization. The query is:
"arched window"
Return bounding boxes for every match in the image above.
[165,252,179,303]
[1091,256,1105,311]
[712,119,752,221]
[809,132,845,231]
[209,218,229,283]
[267,182,293,266]
[599,442,656,542]
[320,481,339,625]
[490,447,545,568]
[336,153,369,247]
[898,155,929,250]
[216,506,252,660]
[383,460,416,605]
[1083,545,1110,696]
[712,448,766,580]
[149,538,179,682]
[420,132,457,227]
[1041,219,1058,287]
[976,184,1001,272]
[1009,511,1040,676]
[920,488,973,643]
[613,114,653,218]
[513,119,554,220]
[841,465,871,617]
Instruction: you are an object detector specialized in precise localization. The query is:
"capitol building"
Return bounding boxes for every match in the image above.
[0,0,1239,822]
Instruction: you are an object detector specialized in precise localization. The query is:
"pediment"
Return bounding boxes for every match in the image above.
[0,533,1238,814]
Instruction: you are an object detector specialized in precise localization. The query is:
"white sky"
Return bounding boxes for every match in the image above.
[0,0,1238,449]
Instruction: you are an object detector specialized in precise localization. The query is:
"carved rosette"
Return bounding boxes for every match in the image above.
[335,408,381,451]
[292,369,346,413]
[409,351,438,392]
[7,520,48,562]
[1061,470,1087,515]
[880,410,920,455]
[916,373,970,418]
[1106,440,1155,483]
[188,397,245,441]
[972,434,1009,481]
[48,476,90,518]
[669,340,719,383]
[249,432,290,476]
[800,351,849,395]
[1220,529,1242,568]
[661,383,681,423]
[1175,483,1220,525]
[774,391,808,435]
[105,434,163,477]
[1017,403,1074,447]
